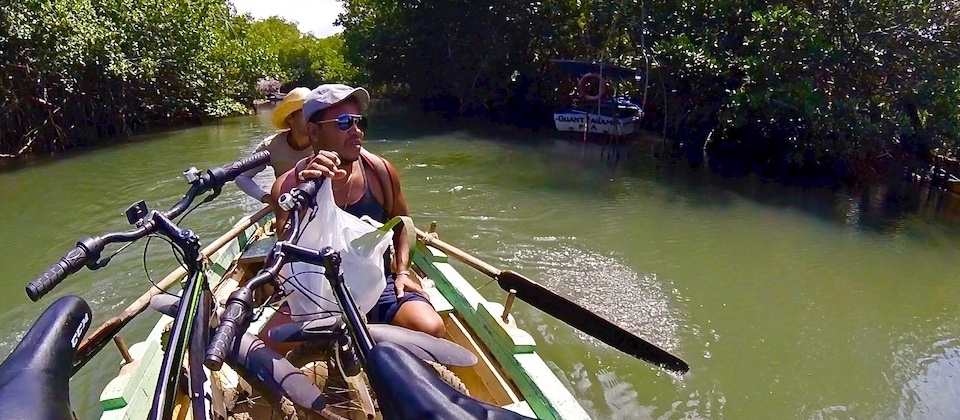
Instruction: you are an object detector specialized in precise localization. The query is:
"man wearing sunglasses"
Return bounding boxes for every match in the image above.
[262,84,446,353]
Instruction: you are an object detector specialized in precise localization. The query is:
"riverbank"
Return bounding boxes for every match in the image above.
[1,2,356,160]
[338,0,959,194]
[0,107,259,172]
[2,91,946,206]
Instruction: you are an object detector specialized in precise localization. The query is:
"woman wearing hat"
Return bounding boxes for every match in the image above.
[236,87,316,203]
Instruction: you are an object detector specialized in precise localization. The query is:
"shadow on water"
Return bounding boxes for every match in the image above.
[377,108,960,245]
[647,161,960,242]
[0,115,271,176]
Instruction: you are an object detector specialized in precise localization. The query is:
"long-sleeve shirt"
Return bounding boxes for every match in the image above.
[235,131,315,201]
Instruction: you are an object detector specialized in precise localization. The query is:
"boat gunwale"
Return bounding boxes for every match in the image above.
[95,209,590,419]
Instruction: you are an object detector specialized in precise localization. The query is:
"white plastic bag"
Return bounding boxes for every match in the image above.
[280,178,396,321]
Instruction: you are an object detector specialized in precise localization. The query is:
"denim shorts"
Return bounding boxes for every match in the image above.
[366,274,433,324]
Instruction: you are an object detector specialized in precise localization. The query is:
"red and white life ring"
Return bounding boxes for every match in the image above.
[577,73,604,101]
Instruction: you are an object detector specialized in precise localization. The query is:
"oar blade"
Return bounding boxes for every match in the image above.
[497,270,689,373]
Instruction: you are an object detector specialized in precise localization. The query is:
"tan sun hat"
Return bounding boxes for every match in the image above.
[270,87,311,130]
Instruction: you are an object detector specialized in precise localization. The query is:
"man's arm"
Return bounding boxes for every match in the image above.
[269,167,299,240]
[384,159,411,273]
[380,158,422,298]
[236,137,274,202]
[236,170,270,203]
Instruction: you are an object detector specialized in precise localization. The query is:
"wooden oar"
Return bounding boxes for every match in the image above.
[72,206,273,373]
[416,226,690,374]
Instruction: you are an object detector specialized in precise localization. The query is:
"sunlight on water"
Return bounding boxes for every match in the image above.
[500,242,683,355]
[472,239,733,419]
[892,336,960,419]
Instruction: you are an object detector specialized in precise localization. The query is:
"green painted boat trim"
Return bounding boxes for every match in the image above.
[100,315,171,420]
[412,243,591,420]
[99,338,161,411]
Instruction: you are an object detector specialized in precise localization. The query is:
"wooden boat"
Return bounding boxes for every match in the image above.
[93,207,592,420]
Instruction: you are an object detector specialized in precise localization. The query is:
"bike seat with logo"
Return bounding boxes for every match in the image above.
[0,295,91,420]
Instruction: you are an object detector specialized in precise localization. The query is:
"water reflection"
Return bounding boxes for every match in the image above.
[594,147,960,244]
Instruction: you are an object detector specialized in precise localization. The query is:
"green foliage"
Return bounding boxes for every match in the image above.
[338,0,960,181]
[246,16,358,89]
[0,0,359,157]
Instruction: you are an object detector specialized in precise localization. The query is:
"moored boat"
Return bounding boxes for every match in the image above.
[550,59,644,139]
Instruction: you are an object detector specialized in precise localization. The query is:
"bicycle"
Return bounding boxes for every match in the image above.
[23,151,278,420]
[201,177,536,419]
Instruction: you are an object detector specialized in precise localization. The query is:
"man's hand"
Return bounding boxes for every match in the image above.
[298,150,347,181]
[394,272,424,299]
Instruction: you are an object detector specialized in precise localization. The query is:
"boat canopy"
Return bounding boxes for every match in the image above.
[550,59,638,81]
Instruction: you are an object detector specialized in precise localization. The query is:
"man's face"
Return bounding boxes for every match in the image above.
[307,100,363,163]
[286,109,307,136]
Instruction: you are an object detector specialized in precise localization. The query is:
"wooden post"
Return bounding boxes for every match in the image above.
[501,289,517,322]
[114,336,133,363]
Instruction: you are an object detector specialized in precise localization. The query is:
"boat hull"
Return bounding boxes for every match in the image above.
[553,111,640,136]
[96,210,590,420]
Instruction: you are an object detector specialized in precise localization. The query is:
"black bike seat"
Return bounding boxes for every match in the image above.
[367,341,536,420]
[0,295,91,420]
[267,316,341,343]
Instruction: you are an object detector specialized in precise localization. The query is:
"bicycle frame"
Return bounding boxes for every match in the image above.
[151,270,213,420]
[24,151,270,420]
[119,209,214,420]
[206,240,376,372]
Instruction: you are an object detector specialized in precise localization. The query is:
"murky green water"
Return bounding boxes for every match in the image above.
[1,106,959,419]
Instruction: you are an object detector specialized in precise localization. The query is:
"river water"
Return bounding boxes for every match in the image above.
[1,106,959,419]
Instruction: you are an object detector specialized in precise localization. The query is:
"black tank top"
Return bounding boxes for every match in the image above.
[341,159,392,271]
[342,159,386,223]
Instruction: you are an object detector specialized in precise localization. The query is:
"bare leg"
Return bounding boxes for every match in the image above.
[391,300,446,337]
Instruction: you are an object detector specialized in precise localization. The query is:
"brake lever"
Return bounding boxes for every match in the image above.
[88,241,137,270]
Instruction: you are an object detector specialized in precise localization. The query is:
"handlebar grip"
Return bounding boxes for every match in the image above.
[220,150,271,182]
[26,246,87,301]
[204,300,249,370]
[279,179,325,212]
[295,178,322,200]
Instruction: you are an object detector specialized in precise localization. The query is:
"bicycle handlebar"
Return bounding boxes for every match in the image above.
[204,242,336,370]
[26,246,87,302]
[206,177,331,369]
[25,151,271,302]
[166,150,270,218]
[277,178,323,212]
[204,290,253,370]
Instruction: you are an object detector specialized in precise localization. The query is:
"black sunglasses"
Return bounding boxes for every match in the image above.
[316,114,368,131]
